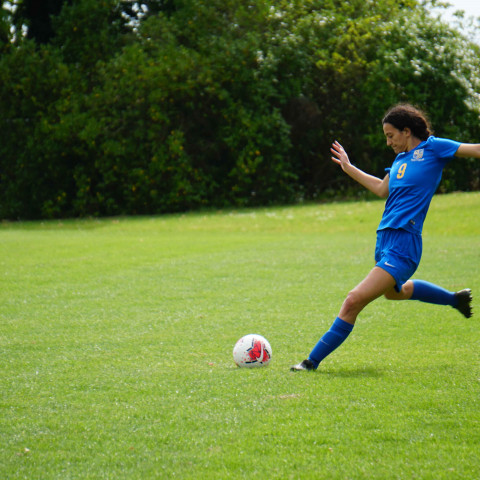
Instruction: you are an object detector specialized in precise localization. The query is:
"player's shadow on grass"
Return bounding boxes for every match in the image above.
[321,366,385,378]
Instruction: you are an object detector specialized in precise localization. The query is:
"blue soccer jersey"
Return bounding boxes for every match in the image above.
[377,136,461,234]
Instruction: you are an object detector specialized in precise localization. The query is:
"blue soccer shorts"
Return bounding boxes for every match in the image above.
[375,228,422,292]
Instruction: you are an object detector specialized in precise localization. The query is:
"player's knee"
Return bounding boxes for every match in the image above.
[342,289,365,316]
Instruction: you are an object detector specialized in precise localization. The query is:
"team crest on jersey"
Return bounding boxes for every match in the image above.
[412,149,424,161]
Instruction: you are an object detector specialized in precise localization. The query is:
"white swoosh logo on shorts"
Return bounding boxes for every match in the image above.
[384,261,396,268]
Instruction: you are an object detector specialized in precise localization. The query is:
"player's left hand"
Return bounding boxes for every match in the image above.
[330,141,351,172]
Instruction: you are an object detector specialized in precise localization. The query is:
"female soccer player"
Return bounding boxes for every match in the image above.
[291,103,480,371]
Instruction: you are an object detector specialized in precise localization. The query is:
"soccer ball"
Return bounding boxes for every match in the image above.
[233,334,272,368]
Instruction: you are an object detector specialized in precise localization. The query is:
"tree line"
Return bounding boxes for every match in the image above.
[1,0,479,219]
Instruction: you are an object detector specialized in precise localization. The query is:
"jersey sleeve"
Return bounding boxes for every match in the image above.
[430,136,461,161]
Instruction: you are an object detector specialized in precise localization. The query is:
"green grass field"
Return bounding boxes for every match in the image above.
[1,192,479,479]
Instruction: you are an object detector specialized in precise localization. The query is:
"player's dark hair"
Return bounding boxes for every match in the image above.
[382,104,433,141]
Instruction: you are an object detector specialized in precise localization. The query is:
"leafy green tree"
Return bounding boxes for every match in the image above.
[0,0,132,218]
[121,0,179,22]
[0,3,11,46]
[11,0,67,44]
[0,41,72,218]
[66,2,297,215]
[0,0,479,219]
[51,0,130,66]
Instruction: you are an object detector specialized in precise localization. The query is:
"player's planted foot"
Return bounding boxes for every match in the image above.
[454,289,472,318]
[290,359,315,371]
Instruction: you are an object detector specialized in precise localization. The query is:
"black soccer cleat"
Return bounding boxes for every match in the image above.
[290,359,315,371]
[454,289,473,318]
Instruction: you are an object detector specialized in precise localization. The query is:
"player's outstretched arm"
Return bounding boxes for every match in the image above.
[455,143,480,158]
[330,141,389,198]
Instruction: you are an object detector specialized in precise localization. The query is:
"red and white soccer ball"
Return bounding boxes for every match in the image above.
[233,334,272,368]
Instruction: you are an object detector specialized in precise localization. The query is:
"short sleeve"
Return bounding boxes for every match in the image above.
[429,136,461,160]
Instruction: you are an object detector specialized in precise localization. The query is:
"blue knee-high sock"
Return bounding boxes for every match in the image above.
[410,280,457,306]
[308,317,354,369]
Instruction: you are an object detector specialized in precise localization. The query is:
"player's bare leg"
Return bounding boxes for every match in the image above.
[337,266,397,324]
[291,267,396,371]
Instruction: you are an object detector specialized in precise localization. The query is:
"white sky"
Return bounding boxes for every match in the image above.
[429,0,480,24]
[440,0,480,19]
[428,0,480,43]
